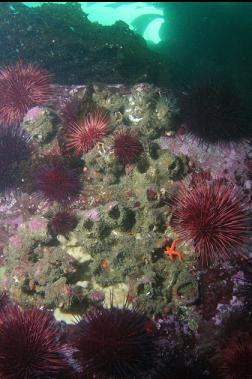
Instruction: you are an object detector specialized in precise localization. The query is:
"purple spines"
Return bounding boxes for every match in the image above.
[0,125,31,191]
[36,162,81,203]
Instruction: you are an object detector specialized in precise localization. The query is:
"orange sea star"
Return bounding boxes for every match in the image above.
[163,239,183,262]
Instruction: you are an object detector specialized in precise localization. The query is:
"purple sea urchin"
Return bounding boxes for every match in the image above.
[0,306,71,378]
[36,163,81,203]
[69,307,155,378]
[180,80,251,144]
[216,325,252,379]
[48,210,78,236]
[0,125,31,191]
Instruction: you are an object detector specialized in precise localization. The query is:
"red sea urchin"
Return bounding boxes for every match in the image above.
[113,129,143,164]
[36,163,81,203]
[180,80,251,144]
[0,62,53,126]
[172,179,250,267]
[69,306,155,379]
[0,306,71,379]
[65,110,109,156]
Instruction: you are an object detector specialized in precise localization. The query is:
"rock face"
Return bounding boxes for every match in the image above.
[0,81,251,378]
[0,81,194,317]
[0,2,169,86]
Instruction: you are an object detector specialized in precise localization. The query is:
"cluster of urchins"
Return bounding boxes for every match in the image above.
[0,62,144,235]
[1,291,252,379]
[0,62,251,267]
[0,61,252,378]
[0,294,155,379]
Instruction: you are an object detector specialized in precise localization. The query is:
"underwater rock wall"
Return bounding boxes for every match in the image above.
[1,81,196,322]
[0,8,252,371]
[0,2,169,86]
[0,76,250,346]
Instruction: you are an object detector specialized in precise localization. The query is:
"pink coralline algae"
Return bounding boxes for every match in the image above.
[9,236,23,250]
[155,314,192,352]
[16,216,48,235]
[0,192,39,254]
[160,133,250,186]
[27,217,48,233]
[89,291,105,302]
[85,208,100,222]
[23,106,45,123]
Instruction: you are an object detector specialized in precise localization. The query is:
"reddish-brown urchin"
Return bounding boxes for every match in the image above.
[172,179,250,267]
[113,129,144,164]
[0,306,72,379]
[216,325,252,379]
[60,96,82,126]
[0,125,31,192]
[36,162,81,203]
[0,62,53,126]
[68,306,155,379]
[48,209,78,236]
[179,79,251,144]
[65,110,109,156]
